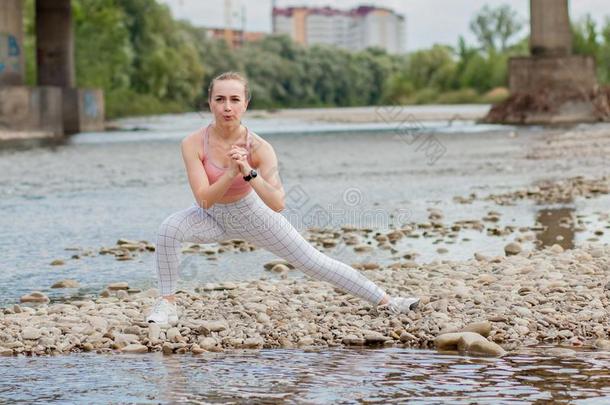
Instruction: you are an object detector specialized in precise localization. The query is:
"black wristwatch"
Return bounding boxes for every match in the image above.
[243,169,258,182]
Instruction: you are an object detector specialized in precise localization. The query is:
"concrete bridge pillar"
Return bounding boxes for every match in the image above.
[0,0,104,139]
[0,0,25,85]
[35,0,104,134]
[485,0,607,124]
[530,0,572,56]
[36,0,75,87]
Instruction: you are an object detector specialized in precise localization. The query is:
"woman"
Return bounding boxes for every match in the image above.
[146,72,420,325]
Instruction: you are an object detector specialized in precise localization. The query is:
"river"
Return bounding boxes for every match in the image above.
[1,107,609,403]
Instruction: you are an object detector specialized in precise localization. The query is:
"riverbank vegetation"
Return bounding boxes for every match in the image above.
[20,1,610,118]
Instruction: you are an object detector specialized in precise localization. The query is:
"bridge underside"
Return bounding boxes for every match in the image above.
[0,0,104,138]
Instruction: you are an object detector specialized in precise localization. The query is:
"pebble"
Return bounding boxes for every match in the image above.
[484,176,610,205]
[297,337,315,347]
[116,290,129,300]
[322,239,337,248]
[550,244,564,254]
[107,282,129,291]
[263,260,294,271]
[121,344,148,354]
[117,238,140,246]
[242,337,264,349]
[20,292,50,304]
[148,323,161,341]
[162,342,174,354]
[51,279,80,288]
[22,327,42,340]
[435,332,506,357]
[359,263,380,270]
[1,244,610,357]
[353,244,374,252]
[256,312,270,324]
[364,331,389,344]
[460,321,492,337]
[504,242,522,256]
[166,328,181,342]
[113,333,139,348]
[199,321,228,334]
[270,264,290,273]
[198,337,219,351]
[342,335,365,346]
[594,339,610,350]
[0,348,14,356]
[474,252,490,261]
[191,344,206,354]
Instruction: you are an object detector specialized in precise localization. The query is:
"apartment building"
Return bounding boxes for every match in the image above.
[272,5,406,54]
[204,27,266,49]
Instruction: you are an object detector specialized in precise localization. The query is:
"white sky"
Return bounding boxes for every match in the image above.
[160,0,610,51]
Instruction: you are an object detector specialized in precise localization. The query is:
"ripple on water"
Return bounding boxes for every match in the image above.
[0,348,609,403]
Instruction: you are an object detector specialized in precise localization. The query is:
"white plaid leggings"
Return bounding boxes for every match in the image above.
[155,190,387,304]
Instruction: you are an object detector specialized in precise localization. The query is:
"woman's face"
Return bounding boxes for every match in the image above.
[209,79,249,126]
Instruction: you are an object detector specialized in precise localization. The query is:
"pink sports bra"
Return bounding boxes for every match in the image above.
[202,124,255,198]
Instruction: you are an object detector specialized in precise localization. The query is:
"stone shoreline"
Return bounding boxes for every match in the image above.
[0,130,56,142]
[2,243,609,357]
[249,104,489,123]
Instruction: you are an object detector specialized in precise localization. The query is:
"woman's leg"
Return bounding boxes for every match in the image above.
[155,205,228,298]
[211,193,388,305]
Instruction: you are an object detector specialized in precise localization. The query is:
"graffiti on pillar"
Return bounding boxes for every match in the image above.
[8,35,20,56]
[83,91,99,118]
[0,32,21,76]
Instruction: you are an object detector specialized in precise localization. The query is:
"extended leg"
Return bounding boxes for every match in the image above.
[219,196,388,305]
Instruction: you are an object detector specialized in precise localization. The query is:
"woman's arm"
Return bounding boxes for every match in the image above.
[181,136,238,209]
[243,141,285,212]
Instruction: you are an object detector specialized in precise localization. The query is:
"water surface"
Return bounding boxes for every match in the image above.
[1,110,610,403]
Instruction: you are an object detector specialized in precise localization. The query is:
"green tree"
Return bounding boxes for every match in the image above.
[572,15,610,84]
[600,19,610,84]
[22,0,36,86]
[470,4,524,53]
[572,14,600,57]
[73,0,133,91]
[405,45,457,90]
[19,0,538,117]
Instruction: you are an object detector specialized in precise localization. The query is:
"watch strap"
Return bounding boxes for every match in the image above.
[243,169,257,181]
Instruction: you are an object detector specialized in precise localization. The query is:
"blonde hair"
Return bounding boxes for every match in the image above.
[207,71,251,102]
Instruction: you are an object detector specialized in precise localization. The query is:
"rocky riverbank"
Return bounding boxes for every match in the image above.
[0,130,56,142]
[40,172,610,272]
[2,242,609,357]
[249,105,489,123]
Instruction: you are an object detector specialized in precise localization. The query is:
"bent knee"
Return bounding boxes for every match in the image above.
[157,214,185,240]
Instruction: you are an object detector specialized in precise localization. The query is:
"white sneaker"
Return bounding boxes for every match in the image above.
[380,296,420,314]
[146,298,179,325]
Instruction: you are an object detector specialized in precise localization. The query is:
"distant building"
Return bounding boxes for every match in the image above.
[272,5,406,54]
[204,28,266,48]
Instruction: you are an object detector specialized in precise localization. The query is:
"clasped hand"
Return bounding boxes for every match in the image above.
[226,144,251,177]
